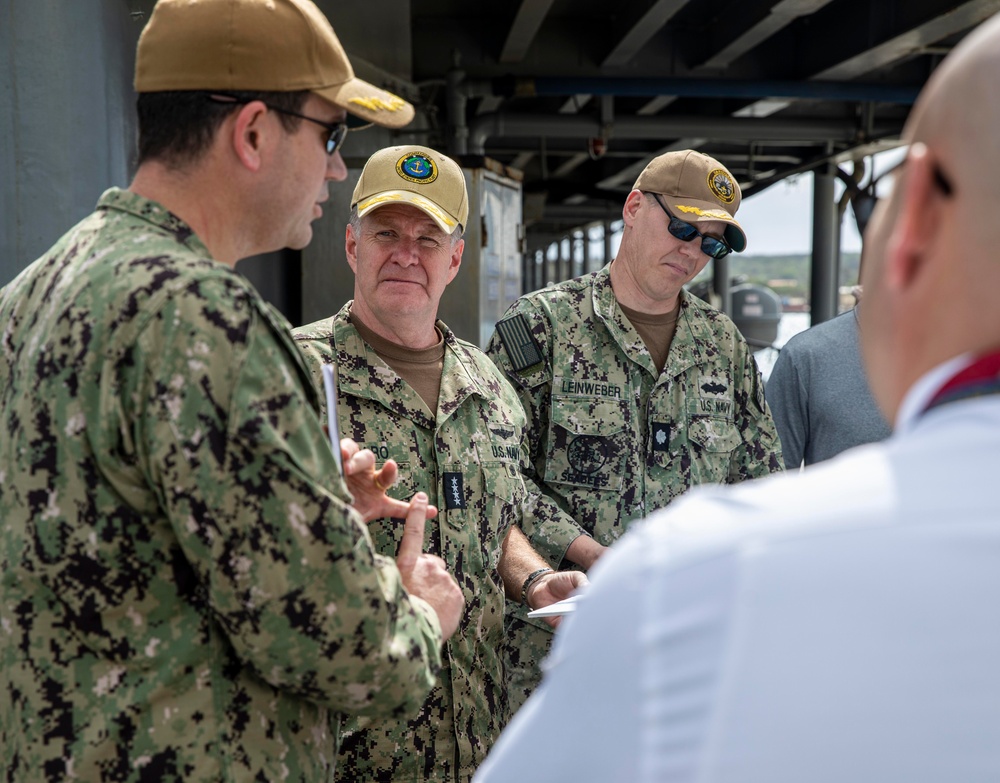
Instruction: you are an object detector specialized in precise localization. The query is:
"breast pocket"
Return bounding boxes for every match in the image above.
[686,414,742,484]
[688,416,742,452]
[544,397,628,492]
[378,460,414,501]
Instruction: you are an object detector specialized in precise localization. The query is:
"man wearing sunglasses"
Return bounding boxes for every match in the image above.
[487,150,783,711]
[0,1,466,780]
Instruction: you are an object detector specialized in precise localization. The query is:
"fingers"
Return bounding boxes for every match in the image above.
[380,497,439,522]
[340,437,360,462]
[395,492,428,574]
[341,440,373,476]
[374,460,398,492]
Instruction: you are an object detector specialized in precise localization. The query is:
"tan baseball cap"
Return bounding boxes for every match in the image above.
[134,0,414,129]
[352,145,469,234]
[633,150,747,252]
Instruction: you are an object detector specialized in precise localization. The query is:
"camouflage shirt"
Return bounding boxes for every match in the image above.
[0,189,442,782]
[487,264,784,562]
[294,303,529,782]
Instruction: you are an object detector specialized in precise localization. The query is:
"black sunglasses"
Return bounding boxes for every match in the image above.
[650,193,732,259]
[208,94,348,156]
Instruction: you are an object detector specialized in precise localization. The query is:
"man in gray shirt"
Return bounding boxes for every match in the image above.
[766,306,890,468]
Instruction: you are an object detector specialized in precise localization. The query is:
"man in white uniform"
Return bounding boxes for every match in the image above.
[474,10,1000,783]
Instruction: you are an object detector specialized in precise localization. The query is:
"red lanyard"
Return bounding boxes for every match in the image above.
[924,349,1000,414]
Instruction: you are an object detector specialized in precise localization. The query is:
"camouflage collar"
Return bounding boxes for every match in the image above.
[593,267,712,381]
[331,302,491,429]
[96,187,212,259]
[591,265,651,374]
[662,291,711,380]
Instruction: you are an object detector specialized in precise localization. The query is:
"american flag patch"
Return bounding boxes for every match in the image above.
[495,314,544,372]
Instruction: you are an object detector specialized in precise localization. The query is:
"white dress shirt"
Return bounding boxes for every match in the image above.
[476,356,1000,783]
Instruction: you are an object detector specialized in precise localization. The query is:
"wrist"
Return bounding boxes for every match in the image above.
[566,534,604,570]
[520,567,554,607]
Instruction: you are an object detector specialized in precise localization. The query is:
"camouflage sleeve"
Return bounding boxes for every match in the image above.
[125,279,441,717]
[727,330,785,482]
[487,301,590,565]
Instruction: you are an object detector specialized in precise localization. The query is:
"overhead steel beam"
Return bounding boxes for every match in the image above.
[596,137,708,189]
[544,204,628,220]
[504,76,920,103]
[469,113,891,153]
[636,0,836,114]
[816,0,1000,79]
[637,95,676,115]
[602,0,692,68]
[499,0,557,63]
[699,0,837,70]
[736,0,1000,117]
[560,95,592,113]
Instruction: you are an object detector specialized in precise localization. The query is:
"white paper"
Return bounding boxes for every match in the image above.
[321,363,344,477]
[527,593,581,618]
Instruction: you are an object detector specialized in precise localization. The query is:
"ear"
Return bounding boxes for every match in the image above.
[884,143,945,292]
[345,223,359,273]
[231,102,270,173]
[445,237,465,285]
[622,190,645,227]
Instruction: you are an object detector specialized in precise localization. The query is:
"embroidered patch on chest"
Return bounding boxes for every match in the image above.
[651,423,671,451]
[443,472,466,509]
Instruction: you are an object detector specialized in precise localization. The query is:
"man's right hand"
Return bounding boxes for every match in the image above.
[395,492,464,641]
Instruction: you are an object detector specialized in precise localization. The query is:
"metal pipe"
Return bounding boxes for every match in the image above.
[468,112,898,154]
[495,76,920,105]
[446,64,469,156]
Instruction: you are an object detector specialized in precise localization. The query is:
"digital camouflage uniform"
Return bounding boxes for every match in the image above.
[294,302,531,783]
[0,189,443,783]
[486,264,784,709]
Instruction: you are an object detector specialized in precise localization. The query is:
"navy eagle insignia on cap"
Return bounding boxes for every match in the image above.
[396,153,438,184]
[707,168,736,204]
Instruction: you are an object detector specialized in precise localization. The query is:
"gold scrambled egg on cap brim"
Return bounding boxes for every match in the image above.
[356,191,460,235]
[315,78,414,130]
[664,197,748,253]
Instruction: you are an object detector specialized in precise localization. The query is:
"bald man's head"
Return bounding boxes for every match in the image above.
[906,12,1000,211]
[859,12,1000,424]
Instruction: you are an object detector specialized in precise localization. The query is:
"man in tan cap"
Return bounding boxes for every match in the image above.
[486,149,784,710]
[0,1,465,780]
[293,144,586,782]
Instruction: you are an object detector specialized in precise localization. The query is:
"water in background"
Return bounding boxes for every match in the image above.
[753,311,812,383]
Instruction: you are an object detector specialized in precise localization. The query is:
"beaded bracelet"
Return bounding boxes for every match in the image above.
[520,567,554,607]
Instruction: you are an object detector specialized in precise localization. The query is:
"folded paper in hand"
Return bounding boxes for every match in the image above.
[527,594,581,618]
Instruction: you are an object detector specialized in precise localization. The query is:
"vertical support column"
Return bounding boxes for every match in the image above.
[713,256,731,315]
[603,220,614,268]
[810,161,838,326]
[583,227,592,275]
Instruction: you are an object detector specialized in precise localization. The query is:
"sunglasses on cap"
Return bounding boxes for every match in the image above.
[208,94,348,156]
[649,193,733,260]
